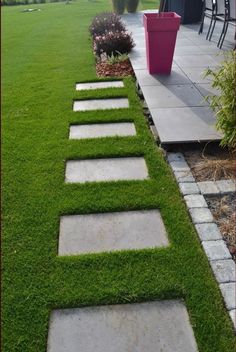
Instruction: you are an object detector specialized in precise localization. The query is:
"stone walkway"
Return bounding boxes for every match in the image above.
[47,79,199,351]
[122,12,235,145]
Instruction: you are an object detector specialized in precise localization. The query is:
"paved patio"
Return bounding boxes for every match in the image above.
[122,11,235,145]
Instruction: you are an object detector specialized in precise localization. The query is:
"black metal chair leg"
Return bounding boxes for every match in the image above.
[208,17,217,40]
[217,20,226,47]
[219,22,229,48]
[199,13,205,34]
[206,16,214,39]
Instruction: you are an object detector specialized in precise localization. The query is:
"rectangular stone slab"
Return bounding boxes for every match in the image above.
[59,210,169,255]
[150,107,221,144]
[65,157,148,183]
[73,98,129,111]
[69,123,136,139]
[76,81,124,90]
[47,301,198,352]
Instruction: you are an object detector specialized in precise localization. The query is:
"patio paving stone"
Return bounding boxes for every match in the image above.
[65,157,148,183]
[73,98,129,111]
[141,85,208,109]
[150,107,221,143]
[59,210,169,255]
[69,123,136,139]
[47,301,198,352]
[174,55,218,68]
[75,81,124,90]
[134,67,191,86]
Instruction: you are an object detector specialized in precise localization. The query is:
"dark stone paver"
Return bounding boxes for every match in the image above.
[122,12,234,144]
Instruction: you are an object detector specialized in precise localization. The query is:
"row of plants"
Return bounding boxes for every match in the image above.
[112,0,139,14]
[205,50,236,150]
[89,12,135,59]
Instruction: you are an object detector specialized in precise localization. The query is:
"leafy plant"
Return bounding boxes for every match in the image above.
[126,0,139,13]
[106,51,129,64]
[112,0,125,15]
[89,12,126,39]
[93,30,135,57]
[205,51,236,150]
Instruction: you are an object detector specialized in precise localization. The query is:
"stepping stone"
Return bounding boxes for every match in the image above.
[73,98,129,112]
[47,301,198,352]
[65,157,148,183]
[75,81,124,90]
[59,210,169,255]
[69,123,136,140]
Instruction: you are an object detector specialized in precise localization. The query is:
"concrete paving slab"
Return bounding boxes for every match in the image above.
[220,283,236,310]
[142,85,208,109]
[195,223,222,241]
[202,240,231,261]
[210,259,236,283]
[174,46,206,56]
[189,208,214,223]
[174,171,195,183]
[59,210,169,255]
[134,67,191,86]
[150,107,221,144]
[47,301,198,352]
[76,81,124,90]
[69,123,136,139]
[197,181,220,195]
[73,98,129,112]
[65,157,148,183]
[174,55,218,68]
[229,310,236,329]
[215,179,236,194]
[195,83,220,97]
[182,67,213,84]
[179,182,200,195]
[184,194,208,208]
[123,11,234,145]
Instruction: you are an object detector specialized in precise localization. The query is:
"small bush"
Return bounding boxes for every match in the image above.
[89,12,126,39]
[94,31,135,57]
[205,51,236,150]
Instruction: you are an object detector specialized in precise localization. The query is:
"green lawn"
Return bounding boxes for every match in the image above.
[2,1,236,352]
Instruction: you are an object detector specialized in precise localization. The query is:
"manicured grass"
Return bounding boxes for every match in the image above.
[2,2,235,352]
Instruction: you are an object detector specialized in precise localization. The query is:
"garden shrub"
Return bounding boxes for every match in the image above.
[205,51,236,150]
[112,0,125,15]
[93,30,135,57]
[89,12,126,39]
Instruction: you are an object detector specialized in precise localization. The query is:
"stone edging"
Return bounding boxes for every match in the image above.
[167,152,236,330]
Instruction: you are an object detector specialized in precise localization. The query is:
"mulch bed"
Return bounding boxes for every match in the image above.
[206,194,236,262]
[184,148,236,182]
[96,59,134,77]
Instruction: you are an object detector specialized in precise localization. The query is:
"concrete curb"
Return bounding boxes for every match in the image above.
[167,152,236,331]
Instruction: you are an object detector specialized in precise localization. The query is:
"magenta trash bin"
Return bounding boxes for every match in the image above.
[143,12,181,74]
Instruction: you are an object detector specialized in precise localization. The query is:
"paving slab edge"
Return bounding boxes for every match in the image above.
[167,152,236,331]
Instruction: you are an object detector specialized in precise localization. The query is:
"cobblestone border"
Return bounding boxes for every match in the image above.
[167,152,236,331]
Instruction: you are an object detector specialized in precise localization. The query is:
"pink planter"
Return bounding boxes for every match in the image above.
[143,12,181,74]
